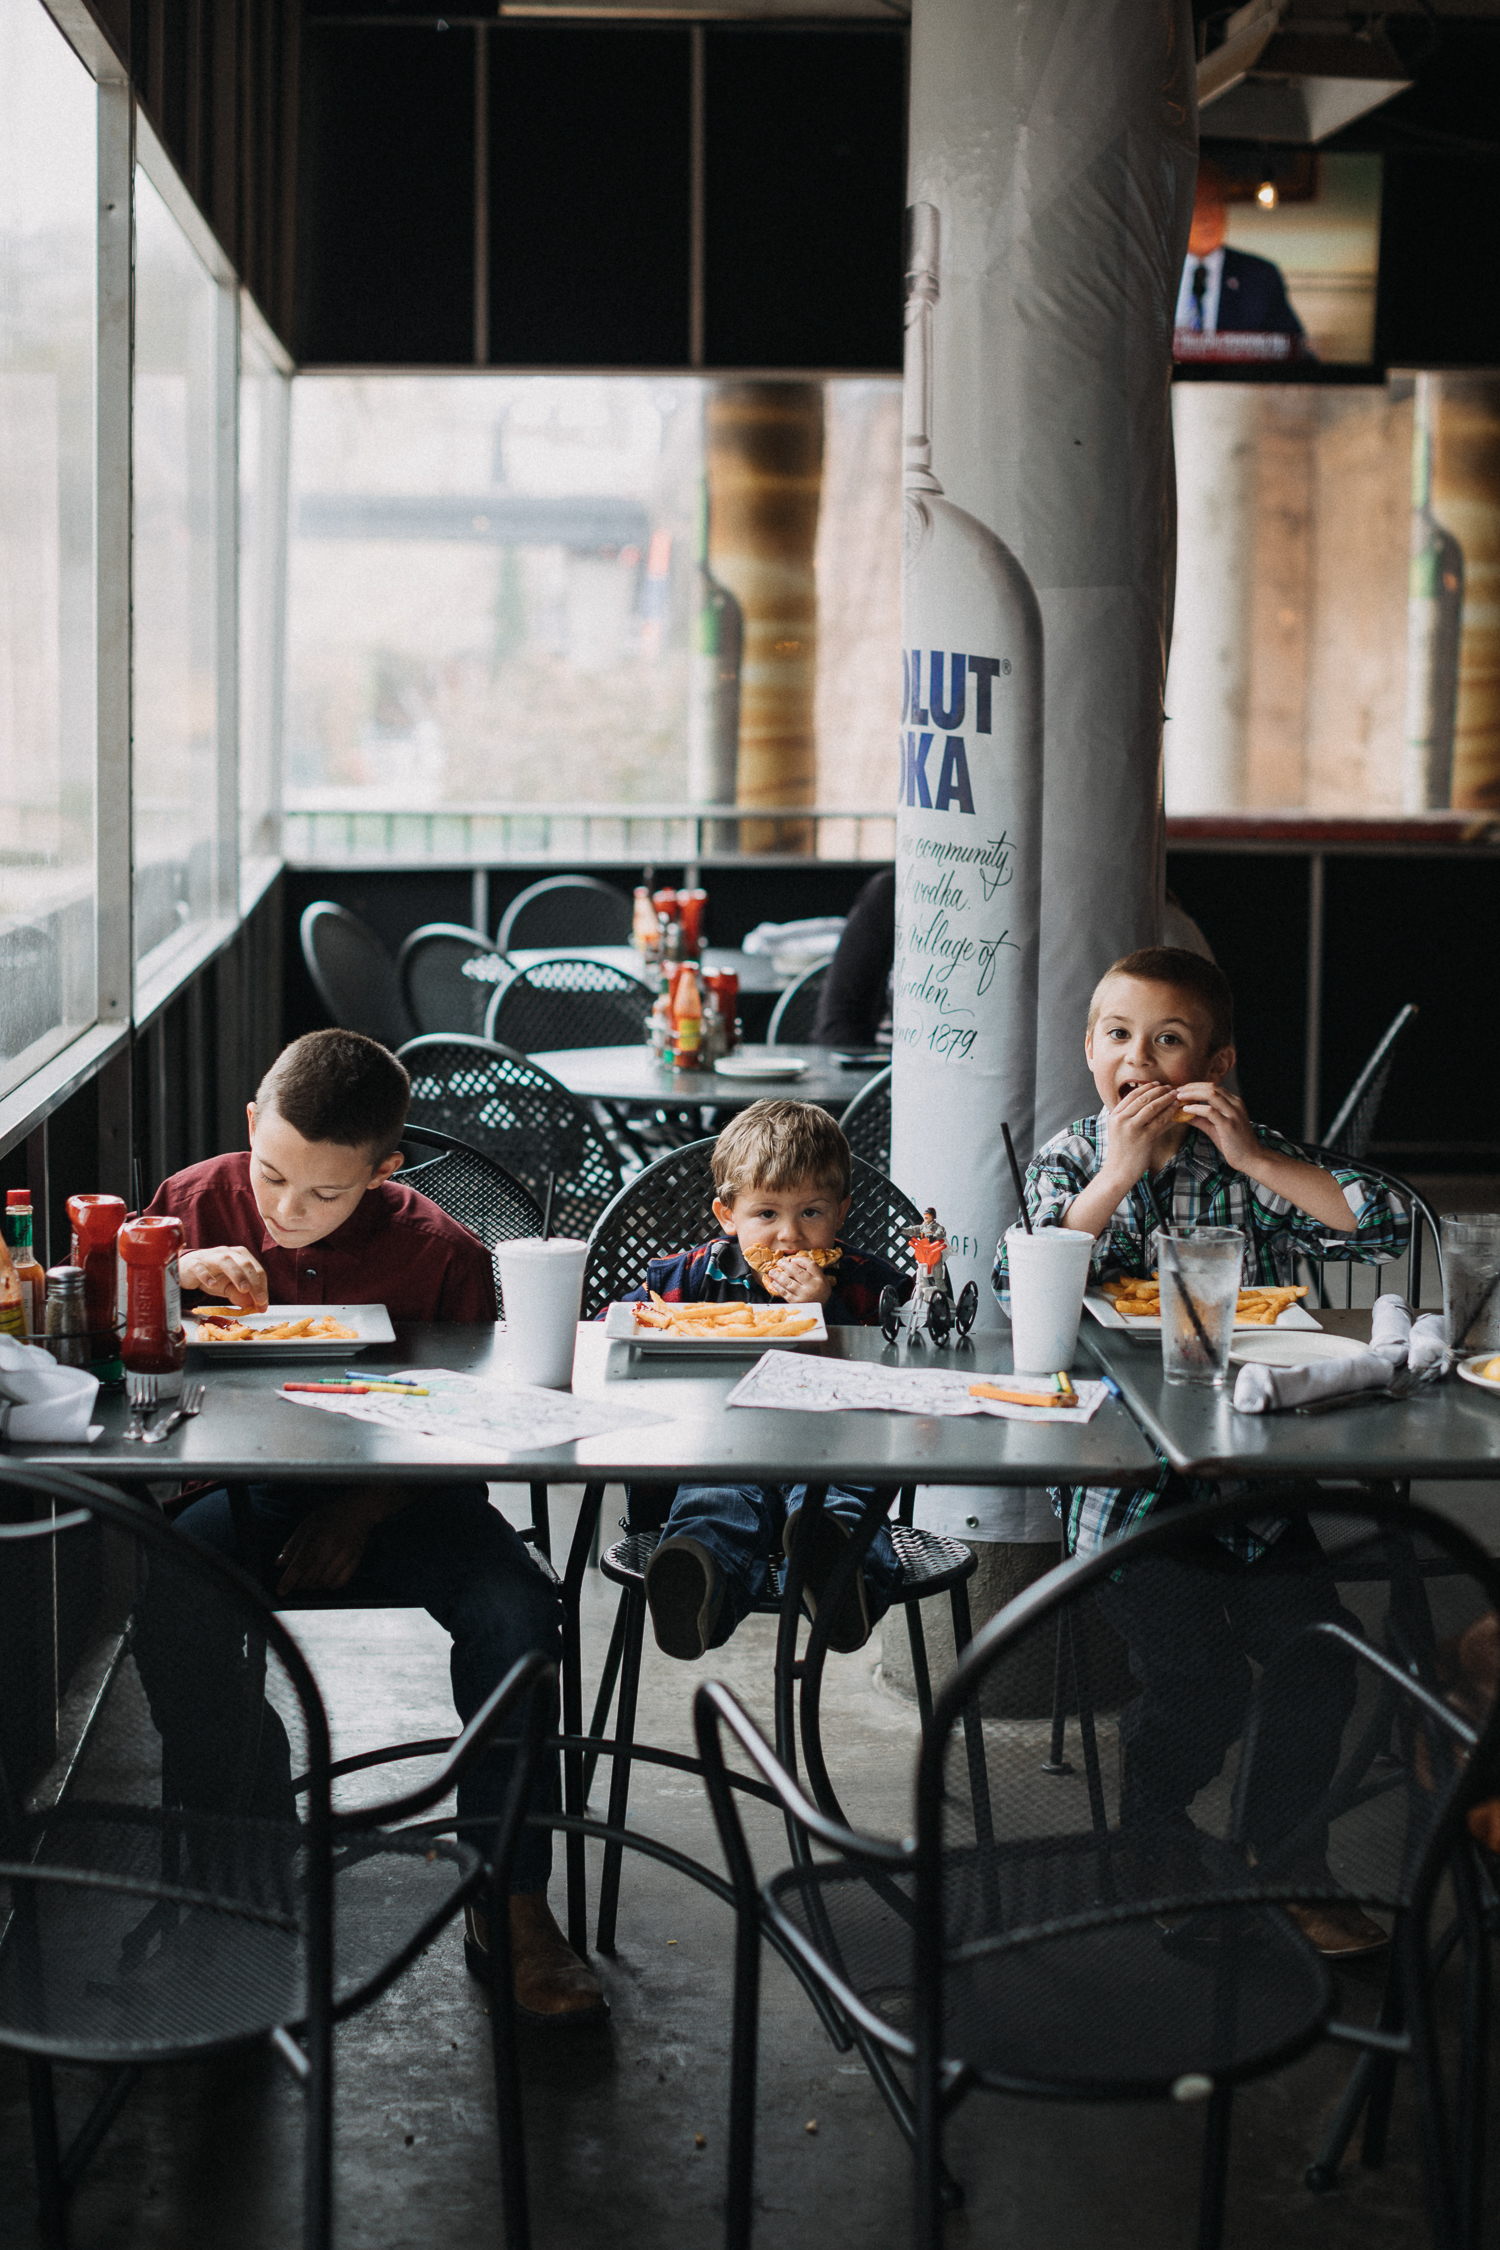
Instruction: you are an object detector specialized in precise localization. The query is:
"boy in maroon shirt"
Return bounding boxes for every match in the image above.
[142,1029,605,2028]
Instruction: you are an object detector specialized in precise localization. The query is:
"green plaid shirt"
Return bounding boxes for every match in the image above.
[992,1110,1410,1558]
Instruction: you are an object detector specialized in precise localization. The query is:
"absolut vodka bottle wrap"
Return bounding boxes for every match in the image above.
[892,203,1043,1304]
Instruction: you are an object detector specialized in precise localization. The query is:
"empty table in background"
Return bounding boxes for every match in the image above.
[527,1042,880,1115]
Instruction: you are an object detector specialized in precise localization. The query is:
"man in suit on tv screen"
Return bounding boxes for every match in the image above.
[1175,157,1315,362]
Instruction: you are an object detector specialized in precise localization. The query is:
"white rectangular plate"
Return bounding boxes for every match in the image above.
[604,1300,827,1353]
[185,1303,396,1360]
[1083,1291,1321,1336]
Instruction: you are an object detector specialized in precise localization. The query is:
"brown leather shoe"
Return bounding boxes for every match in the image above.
[1286,1900,1389,1957]
[465,1894,611,2028]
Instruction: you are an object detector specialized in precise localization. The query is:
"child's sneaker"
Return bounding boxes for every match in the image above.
[784,1508,873,1653]
[645,1536,724,1659]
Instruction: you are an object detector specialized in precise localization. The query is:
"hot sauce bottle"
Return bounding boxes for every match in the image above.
[0,1234,25,1341]
[118,1215,187,1400]
[3,1191,46,1337]
[673,964,703,1070]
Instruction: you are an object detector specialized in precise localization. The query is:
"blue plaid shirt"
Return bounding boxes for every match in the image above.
[993,1110,1411,1558]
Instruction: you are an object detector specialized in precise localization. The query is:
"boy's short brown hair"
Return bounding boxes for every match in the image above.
[1088,947,1235,1054]
[255,1031,411,1158]
[712,1099,852,1203]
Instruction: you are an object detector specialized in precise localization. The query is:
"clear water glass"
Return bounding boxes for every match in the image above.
[1441,1215,1500,1355]
[1159,1226,1244,1387]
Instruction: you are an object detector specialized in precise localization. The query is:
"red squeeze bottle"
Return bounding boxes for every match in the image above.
[118,1215,187,1398]
[67,1194,127,1343]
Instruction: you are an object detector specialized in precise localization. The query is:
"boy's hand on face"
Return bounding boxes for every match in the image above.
[179,1246,270,1311]
[1174,1083,1260,1173]
[760,1253,836,1305]
[1103,1083,1183,1184]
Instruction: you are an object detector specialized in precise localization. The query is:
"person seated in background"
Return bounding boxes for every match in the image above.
[997,948,1406,1956]
[137,1028,606,2028]
[812,868,894,1050]
[622,1100,911,1659]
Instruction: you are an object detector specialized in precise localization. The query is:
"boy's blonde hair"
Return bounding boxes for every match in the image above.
[1086,947,1234,1054]
[712,1100,852,1203]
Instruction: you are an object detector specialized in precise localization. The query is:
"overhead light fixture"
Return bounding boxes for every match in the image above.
[1198,13,1412,144]
[1256,178,1279,208]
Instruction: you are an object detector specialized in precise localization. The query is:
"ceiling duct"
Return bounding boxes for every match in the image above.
[1198,11,1412,143]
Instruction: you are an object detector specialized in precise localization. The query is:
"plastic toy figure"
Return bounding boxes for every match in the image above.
[879,1208,978,1345]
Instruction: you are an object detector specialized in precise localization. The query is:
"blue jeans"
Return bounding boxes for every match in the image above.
[660,1482,901,1647]
[157,1481,563,1894]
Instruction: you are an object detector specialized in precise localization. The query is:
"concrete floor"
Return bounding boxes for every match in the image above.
[4,1476,1499,2250]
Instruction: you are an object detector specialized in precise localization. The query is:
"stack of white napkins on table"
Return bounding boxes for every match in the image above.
[1233,1294,1455,1416]
[0,1336,101,1442]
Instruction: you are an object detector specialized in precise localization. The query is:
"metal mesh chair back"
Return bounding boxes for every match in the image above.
[484,956,648,1053]
[298,902,414,1048]
[495,875,634,951]
[399,1124,544,1312]
[1291,1142,1441,1311]
[0,1470,330,2063]
[581,1137,925,1317]
[758,1493,1500,2103]
[399,1034,626,1242]
[396,923,507,1037]
[1322,1003,1418,1161]
[838,1065,891,1172]
[766,961,830,1045]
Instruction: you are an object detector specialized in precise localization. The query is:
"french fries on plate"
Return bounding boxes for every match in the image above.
[1102,1277,1308,1327]
[191,1310,361,1343]
[632,1291,816,1340]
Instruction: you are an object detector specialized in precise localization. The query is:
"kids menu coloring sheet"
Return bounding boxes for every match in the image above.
[726,1352,1105,1424]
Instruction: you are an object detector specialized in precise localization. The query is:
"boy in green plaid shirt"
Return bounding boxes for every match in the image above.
[993,948,1407,1954]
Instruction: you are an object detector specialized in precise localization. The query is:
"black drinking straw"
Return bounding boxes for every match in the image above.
[542,1170,556,1241]
[1001,1124,1032,1234]
[1158,1235,1216,1359]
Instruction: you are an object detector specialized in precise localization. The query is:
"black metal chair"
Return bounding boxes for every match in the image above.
[1290,1143,1443,1312]
[0,1465,557,2250]
[1323,1004,1418,1161]
[395,922,507,1037]
[484,956,649,1055]
[766,960,831,1045]
[398,1034,627,1243]
[699,1489,1500,2250]
[578,1141,976,1951]
[298,903,414,1049]
[838,1063,892,1172]
[495,876,634,952]
[397,1122,545,1311]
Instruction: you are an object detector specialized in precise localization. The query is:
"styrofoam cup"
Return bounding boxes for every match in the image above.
[496,1238,589,1388]
[1004,1226,1095,1375]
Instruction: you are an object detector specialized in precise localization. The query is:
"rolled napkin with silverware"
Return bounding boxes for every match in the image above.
[0,1335,101,1441]
[1368,1293,1454,1382]
[1233,1348,1398,1416]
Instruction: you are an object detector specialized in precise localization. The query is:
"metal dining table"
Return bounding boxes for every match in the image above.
[527,1042,881,1117]
[9,1320,1156,1490]
[1081,1305,1500,1483]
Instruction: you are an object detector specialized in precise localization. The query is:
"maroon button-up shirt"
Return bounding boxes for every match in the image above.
[147,1152,497,1323]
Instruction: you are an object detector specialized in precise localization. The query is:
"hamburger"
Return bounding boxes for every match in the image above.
[742,1242,842,1274]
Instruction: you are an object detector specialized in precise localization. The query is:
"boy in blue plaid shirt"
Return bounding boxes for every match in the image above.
[625,1101,911,1662]
[995,948,1407,1954]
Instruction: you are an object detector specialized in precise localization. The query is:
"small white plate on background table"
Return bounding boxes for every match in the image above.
[1084,1293,1322,1336]
[604,1302,827,1354]
[185,1303,396,1360]
[1457,1353,1500,1397]
[713,1050,810,1081]
[1228,1331,1367,1370]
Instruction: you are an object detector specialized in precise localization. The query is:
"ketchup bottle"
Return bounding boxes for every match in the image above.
[118,1215,187,1399]
[67,1194,126,1345]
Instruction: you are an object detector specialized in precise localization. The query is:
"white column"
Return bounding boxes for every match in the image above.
[893,0,1194,1548]
[1163,386,1260,816]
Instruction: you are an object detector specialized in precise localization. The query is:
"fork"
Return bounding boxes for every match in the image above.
[140,1382,207,1446]
[122,1375,160,1442]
